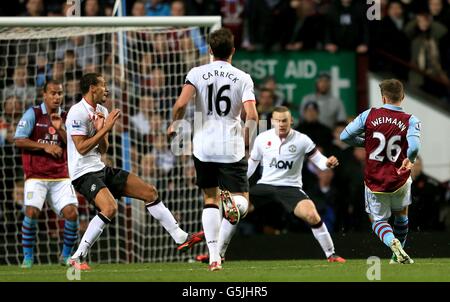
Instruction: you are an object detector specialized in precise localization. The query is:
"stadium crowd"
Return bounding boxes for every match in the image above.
[0,0,449,240]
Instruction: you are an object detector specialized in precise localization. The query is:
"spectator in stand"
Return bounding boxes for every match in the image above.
[55,36,99,70]
[375,0,411,80]
[284,0,326,51]
[151,33,185,92]
[1,96,23,146]
[130,95,157,137]
[83,0,102,16]
[256,87,275,130]
[146,0,171,16]
[22,0,45,17]
[184,0,220,16]
[246,0,292,51]
[35,53,52,87]
[295,101,333,151]
[409,156,446,231]
[261,76,288,107]
[324,0,369,54]
[152,133,176,176]
[2,66,37,107]
[52,61,65,82]
[140,152,159,186]
[131,0,146,16]
[300,72,347,129]
[303,168,337,233]
[63,50,83,80]
[219,0,246,48]
[405,12,448,97]
[429,0,450,27]
[64,76,81,111]
[170,0,208,61]
[329,121,354,232]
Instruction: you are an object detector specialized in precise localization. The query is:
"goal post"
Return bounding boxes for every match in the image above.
[0,16,221,265]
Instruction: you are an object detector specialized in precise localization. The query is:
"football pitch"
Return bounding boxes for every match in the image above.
[0,258,449,282]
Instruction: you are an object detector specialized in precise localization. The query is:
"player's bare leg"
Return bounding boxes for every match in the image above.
[69,187,116,270]
[21,206,40,268]
[202,187,222,271]
[390,207,413,264]
[123,173,202,250]
[60,205,79,266]
[217,191,249,260]
[294,199,345,263]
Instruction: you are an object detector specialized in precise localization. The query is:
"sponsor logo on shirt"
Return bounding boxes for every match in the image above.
[415,122,421,131]
[72,120,81,128]
[36,123,47,127]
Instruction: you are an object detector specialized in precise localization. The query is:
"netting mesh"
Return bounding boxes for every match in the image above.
[0,24,212,264]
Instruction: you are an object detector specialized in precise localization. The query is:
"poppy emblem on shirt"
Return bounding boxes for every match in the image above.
[48,126,56,135]
[266,141,271,149]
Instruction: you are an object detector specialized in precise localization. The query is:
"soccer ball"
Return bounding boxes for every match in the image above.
[233,195,249,218]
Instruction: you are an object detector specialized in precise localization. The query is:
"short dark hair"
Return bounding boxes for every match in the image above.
[43,80,62,92]
[80,73,103,95]
[379,79,404,103]
[208,28,234,60]
[259,87,274,97]
[273,106,290,114]
[303,101,319,113]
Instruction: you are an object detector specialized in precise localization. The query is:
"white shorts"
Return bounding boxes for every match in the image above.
[365,178,412,222]
[24,178,78,215]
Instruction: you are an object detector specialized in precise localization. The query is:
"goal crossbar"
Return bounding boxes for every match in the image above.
[0,16,222,29]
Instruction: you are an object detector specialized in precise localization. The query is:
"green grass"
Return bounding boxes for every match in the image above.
[1,259,449,282]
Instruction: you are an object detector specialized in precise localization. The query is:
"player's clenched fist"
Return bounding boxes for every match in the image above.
[326,156,339,169]
[50,113,63,130]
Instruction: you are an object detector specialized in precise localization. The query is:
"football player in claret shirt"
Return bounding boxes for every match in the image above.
[14,80,79,268]
[341,79,421,264]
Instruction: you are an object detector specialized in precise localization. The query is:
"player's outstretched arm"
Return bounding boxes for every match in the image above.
[309,150,339,171]
[72,109,120,156]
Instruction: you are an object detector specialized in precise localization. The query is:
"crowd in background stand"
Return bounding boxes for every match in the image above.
[0,0,449,238]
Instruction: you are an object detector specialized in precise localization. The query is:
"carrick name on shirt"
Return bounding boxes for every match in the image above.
[201,70,239,83]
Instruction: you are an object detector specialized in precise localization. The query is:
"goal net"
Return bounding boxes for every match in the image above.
[0,16,220,265]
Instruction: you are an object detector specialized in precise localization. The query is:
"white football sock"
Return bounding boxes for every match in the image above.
[311,222,335,258]
[202,206,221,264]
[71,214,108,259]
[146,200,188,244]
[218,218,238,258]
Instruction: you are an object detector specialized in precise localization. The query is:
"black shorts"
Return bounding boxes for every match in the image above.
[193,156,249,193]
[249,184,310,212]
[72,166,129,203]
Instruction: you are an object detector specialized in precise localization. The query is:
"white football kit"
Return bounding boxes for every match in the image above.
[250,129,317,188]
[186,60,256,163]
[66,98,109,180]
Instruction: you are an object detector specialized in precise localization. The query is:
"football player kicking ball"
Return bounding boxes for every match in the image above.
[198,106,346,263]
[341,79,420,264]
[66,73,203,270]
